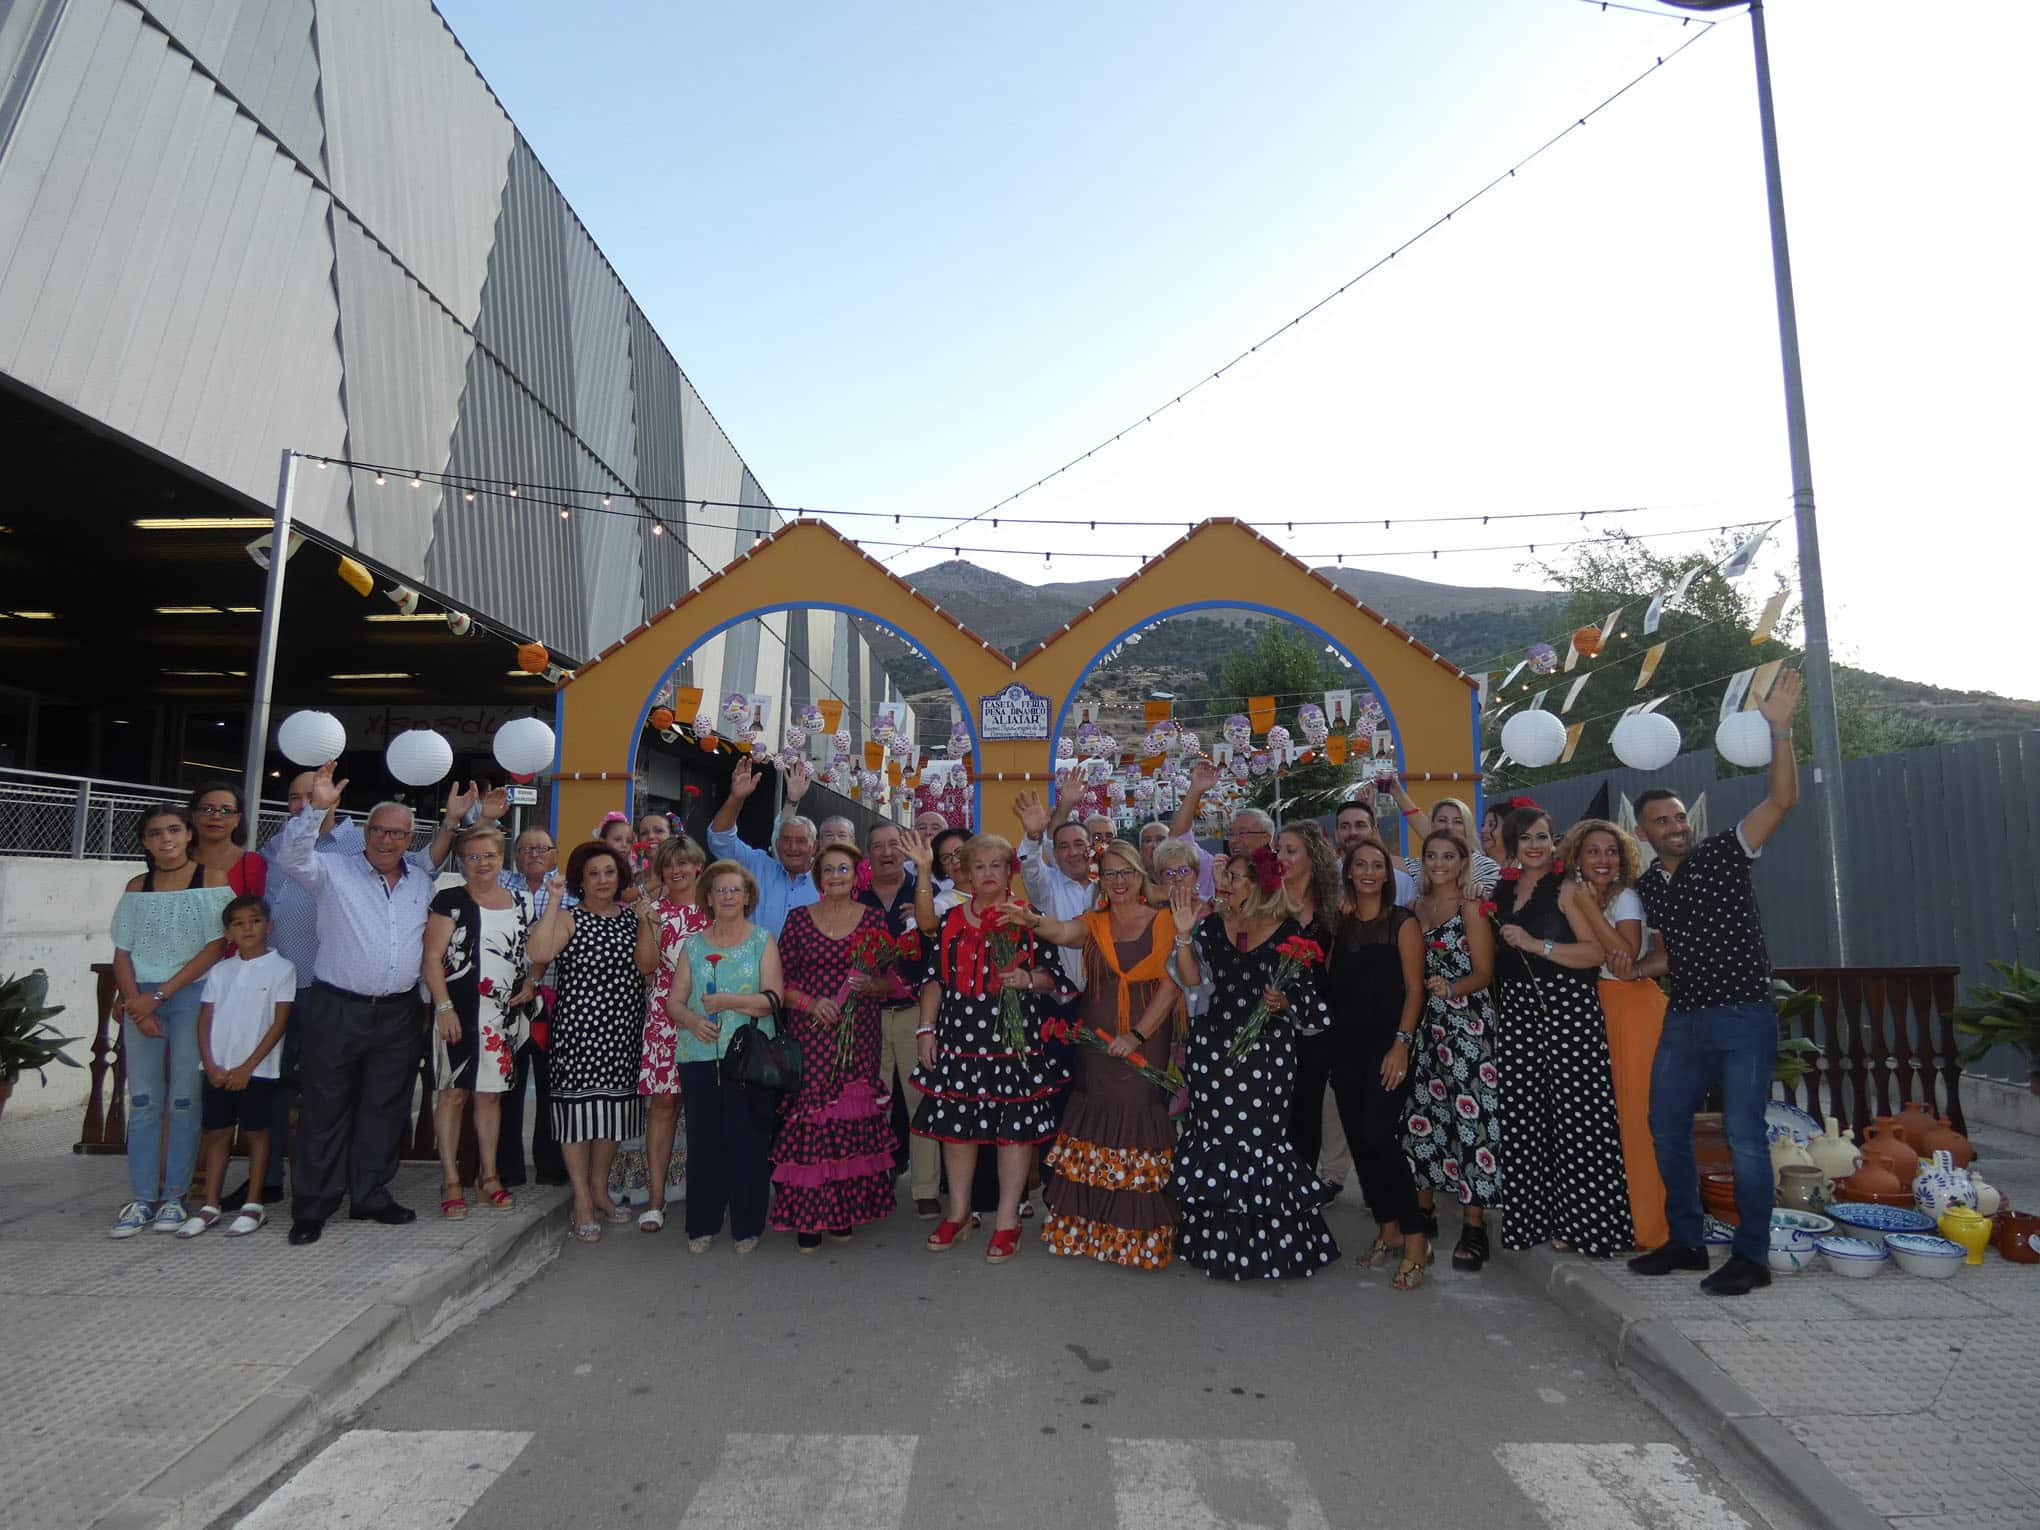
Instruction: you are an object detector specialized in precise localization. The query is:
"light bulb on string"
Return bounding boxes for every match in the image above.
[601,495,611,507]
[409,473,422,488]
[373,472,386,486]
[463,490,475,503]
[559,509,569,521]
[509,486,519,498]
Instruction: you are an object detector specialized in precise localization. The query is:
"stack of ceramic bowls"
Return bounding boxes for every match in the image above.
[1825,1202,1934,1248]
[1767,1209,1835,1274]
[1814,1235,1888,1278]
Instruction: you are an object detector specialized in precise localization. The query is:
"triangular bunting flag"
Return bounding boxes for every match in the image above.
[1634,642,1667,690]
[1599,606,1623,644]
[1247,695,1276,735]
[1747,658,1785,708]
[1719,667,1757,720]
[1641,694,1672,714]
[1563,636,1582,673]
[1559,722,1585,764]
[1720,525,1772,579]
[1499,660,1527,692]
[1529,689,1549,713]
[1644,590,1668,635]
[1562,674,1591,713]
[1750,590,1787,645]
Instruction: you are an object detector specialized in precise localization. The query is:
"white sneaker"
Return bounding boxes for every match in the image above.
[110,1201,154,1238]
[151,1201,187,1232]
[176,1206,222,1239]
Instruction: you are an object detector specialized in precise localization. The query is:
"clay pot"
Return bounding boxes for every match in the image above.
[1834,1160,1903,1199]
[1777,1165,1827,1214]
[1993,1210,2040,1264]
[1700,1169,1740,1225]
[1692,1112,1733,1170]
[1891,1100,1940,1153]
[1808,1116,1863,1184]
[1860,1123,1920,1185]
[1919,1117,1975,1169]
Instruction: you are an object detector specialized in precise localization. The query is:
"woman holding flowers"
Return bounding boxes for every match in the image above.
[911,833,1067,1263]
[1492,807,1634,1257]
[773,842,898,1250]
[1004,839,1184,1270]
[1406,829,1502,1271]
[1168,850,1339,1280]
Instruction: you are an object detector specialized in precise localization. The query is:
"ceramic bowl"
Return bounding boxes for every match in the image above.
[1827,1202,1935,1248]
[1885,1232,1966,1279]
[1766,1209,1835,1273]
[1815,1234,1888,1279]
[1701,1215,1736,1246]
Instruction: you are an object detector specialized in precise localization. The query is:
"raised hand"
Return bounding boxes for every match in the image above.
[1013,789,1050,840]
[1167,880,1197,927]
[1188,758,1219,796]
[728,758,761,800]
[900,827,933,872]
[308,759,347,814]
[1758,668,1803,729]
[784,756,814,803]
[478,784,510,822]
[443,779,480,822]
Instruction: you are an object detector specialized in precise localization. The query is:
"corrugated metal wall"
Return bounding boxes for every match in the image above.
[0,0,899,729]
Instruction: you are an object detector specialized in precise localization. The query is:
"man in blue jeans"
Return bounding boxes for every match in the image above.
[1626,670,1804,1296]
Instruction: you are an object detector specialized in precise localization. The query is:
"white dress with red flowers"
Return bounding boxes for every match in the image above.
[639,897,710,1096]
[429,893,532,1094]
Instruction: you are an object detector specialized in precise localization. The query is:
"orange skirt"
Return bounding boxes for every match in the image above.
[1599,977,1669,1251]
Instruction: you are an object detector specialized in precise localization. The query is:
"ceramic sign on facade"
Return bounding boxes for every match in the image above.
[978,684,1051,741]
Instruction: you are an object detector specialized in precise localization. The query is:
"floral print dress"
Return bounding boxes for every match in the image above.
[639,897,710,1095]
[1404,909,1503,1207]
[429,886,533,1094]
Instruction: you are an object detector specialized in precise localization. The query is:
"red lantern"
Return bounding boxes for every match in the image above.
[648,706,675,733]
[1572,625,1604,660]
[517,641,549,674]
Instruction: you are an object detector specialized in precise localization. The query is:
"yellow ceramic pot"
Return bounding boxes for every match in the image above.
[1938,1206,1993,1265]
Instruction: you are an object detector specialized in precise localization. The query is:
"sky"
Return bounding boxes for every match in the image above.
[436,0,2038,698]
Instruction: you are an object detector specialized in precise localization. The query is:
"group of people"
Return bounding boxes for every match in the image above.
[105,669,1800,1296]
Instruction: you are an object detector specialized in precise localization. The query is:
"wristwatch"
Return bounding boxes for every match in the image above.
[1542,938,1555,957]
[434,1001,453,1013]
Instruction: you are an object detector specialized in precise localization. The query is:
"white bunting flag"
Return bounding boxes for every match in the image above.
[1562,674,1591,713]
[1720,525,1772,579]
[1563,636,1581,674]
[1529,688,1550,713]
[1634,641,1667,690]
[1599,606,1623,645]
[1499,660,1527,693]
[1719,667,1757,720]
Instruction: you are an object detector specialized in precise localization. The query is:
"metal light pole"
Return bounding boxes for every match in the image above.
[1666,0,1850,963]
[241,449,300,823]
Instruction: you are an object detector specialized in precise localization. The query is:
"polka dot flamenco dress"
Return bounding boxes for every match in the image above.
[769,904,898,1234]
[1172,914,1340,1281]
[1492,875,1634,1256]
[910,906,1067,1145]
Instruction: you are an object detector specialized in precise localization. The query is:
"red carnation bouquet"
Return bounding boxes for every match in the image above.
[1227,934,1325,1061]
[989,914,1034,1057]
[1043,1017,1184,1095]
[835,926,899,1068]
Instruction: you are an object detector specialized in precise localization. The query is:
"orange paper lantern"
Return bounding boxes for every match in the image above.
[517,641,549,674]
[648,707,675,733]
[1572,626,1604,660]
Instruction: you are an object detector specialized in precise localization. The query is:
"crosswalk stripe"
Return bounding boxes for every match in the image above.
[673,1433,918,1530]
[233,1430,532,1530]
[1494,1443,1751,1530]
[1108,1438,1331,1530]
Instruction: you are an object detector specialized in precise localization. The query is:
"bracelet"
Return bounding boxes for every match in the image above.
[1391,1032,1412,1047]
[1402,807,1421,817]
[914,1026,934,1037]
[1173,935,1194,948]
[1770,728,1792,740]
[433,1001,453,1013]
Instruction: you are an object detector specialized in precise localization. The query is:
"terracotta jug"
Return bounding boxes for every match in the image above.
[1860,1122,1920,1185]
[1919,1116,1975,1169]
[1808,1116,1863,1184]
[1893,1100,1940,1153]
[1777,1165,1827,1213]
[1834,1160,1903,1200]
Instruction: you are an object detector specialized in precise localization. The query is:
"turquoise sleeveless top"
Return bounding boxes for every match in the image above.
[676,924,772,1063]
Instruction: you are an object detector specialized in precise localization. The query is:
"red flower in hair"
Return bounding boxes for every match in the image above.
[1500,866,1522,881]
[1248,846,1283,894]
[1507,796,1539,811]
[1551,858,1565,875]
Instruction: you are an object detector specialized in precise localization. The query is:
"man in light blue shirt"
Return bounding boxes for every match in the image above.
[706,756,819,936]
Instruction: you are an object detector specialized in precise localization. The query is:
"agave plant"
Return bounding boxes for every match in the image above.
[1771,977,1822,1091]
[1952,960,2040,1086]
[1,969,78,1088]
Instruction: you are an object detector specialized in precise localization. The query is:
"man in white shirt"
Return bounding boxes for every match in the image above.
[1012,789,1096,992]
[1336,798,1417,907]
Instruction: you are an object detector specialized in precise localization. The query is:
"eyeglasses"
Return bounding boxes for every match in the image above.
[819,863,856,877]
[1099,868,1141,883]
[1161,866,1194,881]
[366,825,410,839]
[192,803,239,817]
[462,852,500,864]
[1231,828,1271,841]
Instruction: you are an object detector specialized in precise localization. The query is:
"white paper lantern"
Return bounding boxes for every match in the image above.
[1715,710,1775,770]
[386,728,453,786]
[494,716,557,778]
[277,709,346,767]
[1611,711,1683,772]
[1500,709,1568,769]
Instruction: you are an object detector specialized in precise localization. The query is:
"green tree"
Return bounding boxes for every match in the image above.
[1215,622,1358,817]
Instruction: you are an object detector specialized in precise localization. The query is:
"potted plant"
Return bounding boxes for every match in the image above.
[1953,960,2040,1094]
[0,969,78,1128]
[1772,978,1822,1091]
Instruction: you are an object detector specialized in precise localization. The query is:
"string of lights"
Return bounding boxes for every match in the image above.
[876,12,1720,566]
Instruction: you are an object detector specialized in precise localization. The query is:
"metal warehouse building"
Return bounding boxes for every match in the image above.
[0,0,901,799]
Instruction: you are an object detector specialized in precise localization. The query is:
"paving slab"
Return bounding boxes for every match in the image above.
[0,1110,568,1530]
[1498,1120,2040,1530]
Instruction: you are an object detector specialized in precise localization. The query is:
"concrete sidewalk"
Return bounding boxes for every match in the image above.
[0,1109,569,1530]
[1508,1119,2040,1530]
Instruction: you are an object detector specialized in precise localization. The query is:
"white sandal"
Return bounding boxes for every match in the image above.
[224,1204,267,1237]
[176,1205,222,1239]
[638,1207,665,1233]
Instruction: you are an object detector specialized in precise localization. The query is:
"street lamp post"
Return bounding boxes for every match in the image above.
[1665,0,1851,963]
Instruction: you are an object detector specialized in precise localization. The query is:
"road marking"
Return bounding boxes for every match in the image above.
[1109,1438,1330,1530]
[675,1433,917,1530]
[1536,1387,1568,1406]
[235,1430,532,1530]
[1495,1443,1751,1529]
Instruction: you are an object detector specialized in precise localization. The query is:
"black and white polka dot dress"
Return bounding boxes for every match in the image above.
[547,906,648,1145]
[1171,914,1340,1281]
[910,906,1067,1145]
[1492,876,1634,1256]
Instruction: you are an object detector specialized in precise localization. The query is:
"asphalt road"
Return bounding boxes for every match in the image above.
[223,1194,1784,1530]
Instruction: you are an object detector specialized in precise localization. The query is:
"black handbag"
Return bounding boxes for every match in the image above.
[722,989,802,1095]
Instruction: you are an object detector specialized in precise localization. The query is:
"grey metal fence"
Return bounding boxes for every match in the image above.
[1513,730,2040,1080]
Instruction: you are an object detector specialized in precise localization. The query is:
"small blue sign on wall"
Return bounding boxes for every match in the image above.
[978,683,1052,741]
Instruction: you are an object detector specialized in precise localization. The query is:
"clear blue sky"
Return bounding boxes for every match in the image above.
[437,0,2036,697]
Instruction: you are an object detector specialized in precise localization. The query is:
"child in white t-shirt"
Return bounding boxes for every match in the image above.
[179,896,296,1239]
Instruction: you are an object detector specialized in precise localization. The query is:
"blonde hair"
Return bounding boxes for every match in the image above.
[1556,819,1644,905]
[1150,838,1200,880]
[962,832,1013,869]
[1222,853,1288,925]
[1093,838,1156,905]
[1426,796,1477,835]
[1415,829,1472,900]
[454,824,506,861]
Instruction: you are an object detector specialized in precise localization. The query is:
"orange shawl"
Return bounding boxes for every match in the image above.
[1079,908,1183,1035]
